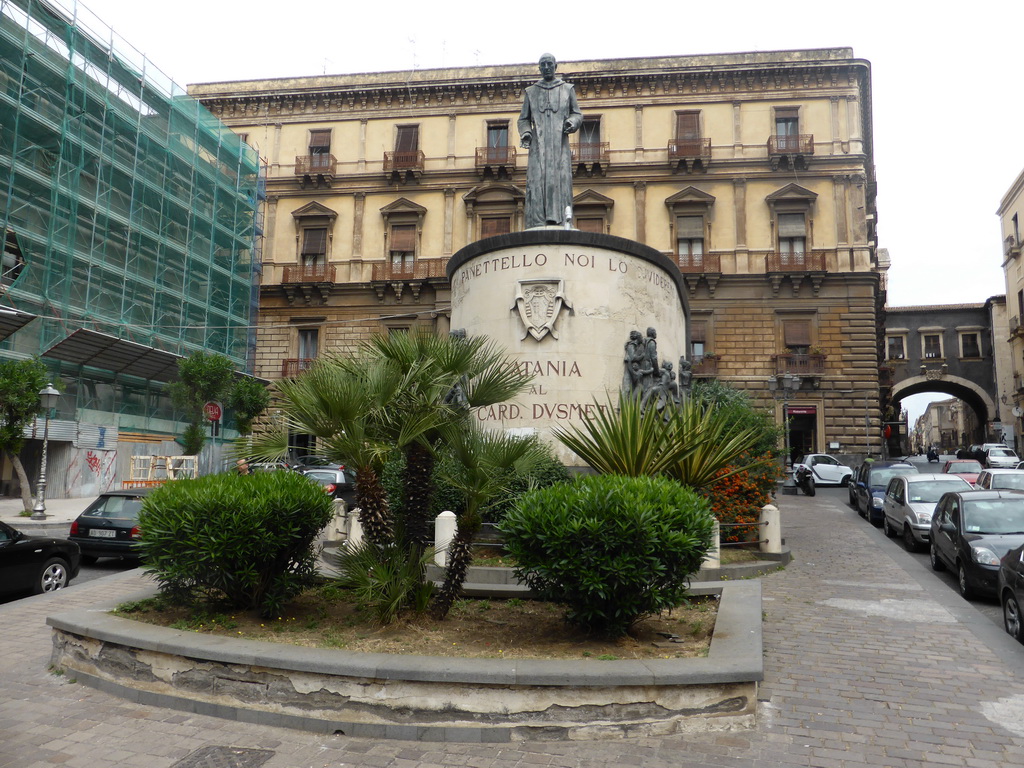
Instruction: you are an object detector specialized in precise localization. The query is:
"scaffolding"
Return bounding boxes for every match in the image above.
[0,0,260,424]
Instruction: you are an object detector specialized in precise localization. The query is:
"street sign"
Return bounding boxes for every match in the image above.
[203,401,223,422]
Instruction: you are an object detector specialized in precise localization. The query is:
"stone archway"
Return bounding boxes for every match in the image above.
[891,374,995,448]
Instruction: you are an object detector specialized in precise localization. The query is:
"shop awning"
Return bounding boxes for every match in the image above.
[0,308,37,343]
[42,329,183,382]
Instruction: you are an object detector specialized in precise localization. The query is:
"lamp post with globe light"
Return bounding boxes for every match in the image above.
[768,373,802,495]
[31,383,60,520]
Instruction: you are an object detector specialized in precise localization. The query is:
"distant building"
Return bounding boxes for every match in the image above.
[0,0,260,496]
[192,48,884,457]
[999,168,1024,450]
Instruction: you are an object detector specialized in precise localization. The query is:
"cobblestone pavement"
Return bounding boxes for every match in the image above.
[2,491,1023,768]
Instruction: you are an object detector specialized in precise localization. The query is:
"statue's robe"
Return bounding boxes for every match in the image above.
[518,78,583,228]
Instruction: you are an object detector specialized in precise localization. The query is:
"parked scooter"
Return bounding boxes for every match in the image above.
[794,464,816,496]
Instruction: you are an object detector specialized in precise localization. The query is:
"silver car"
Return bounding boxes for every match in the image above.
[974,469,1024,491]
[984,446,1019,469]
[882,473,973,552]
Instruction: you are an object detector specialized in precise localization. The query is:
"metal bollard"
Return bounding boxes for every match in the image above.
[760,503,781,554]
[702,520,721,569]
[434,510,457,567]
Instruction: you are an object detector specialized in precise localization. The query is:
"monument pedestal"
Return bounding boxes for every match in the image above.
[447,229,690,465]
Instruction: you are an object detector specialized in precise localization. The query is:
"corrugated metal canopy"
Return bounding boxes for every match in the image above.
[0,308,37,343]
[42,329,182,382]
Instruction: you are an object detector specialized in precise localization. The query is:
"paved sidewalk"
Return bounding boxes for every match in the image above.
[0,494,98,532]
[2,492,1024,767]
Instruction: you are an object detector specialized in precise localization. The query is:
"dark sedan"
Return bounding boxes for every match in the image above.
[68,490,151,564]
[998,543,1024,643]
[929,490,1024,600]
[0,520,80,597]
[852,461,919,525]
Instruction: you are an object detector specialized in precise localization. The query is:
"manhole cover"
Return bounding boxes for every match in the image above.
[171,746,275,768]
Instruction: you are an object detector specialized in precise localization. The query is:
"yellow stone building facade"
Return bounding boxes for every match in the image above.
[190,47,884,457]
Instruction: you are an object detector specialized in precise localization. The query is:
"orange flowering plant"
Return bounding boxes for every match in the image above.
[701,455,781,542]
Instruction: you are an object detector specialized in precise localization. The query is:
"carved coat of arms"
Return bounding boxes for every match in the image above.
[511,279,572,341]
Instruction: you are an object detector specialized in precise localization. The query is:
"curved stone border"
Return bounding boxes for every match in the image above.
[47,580,761,742]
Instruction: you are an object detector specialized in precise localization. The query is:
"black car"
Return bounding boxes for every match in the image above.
[852,461,919,525]
[929,489,1024,600]
[998,542,1024,643]
[299,468,356,507]
[68,490,151,564]
[0,520,80,597]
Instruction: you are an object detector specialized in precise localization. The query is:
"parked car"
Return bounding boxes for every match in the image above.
[853,461,919,525]
[974,469,1024,491]
[998,542,1024,643]
[882,474,972,552]
[929,490,1024,599]
[250,461,292,472]
[983,446,1019,469]
[292,455,342,471]
[942,459,983,486]
[0,520,80,597]
[68,490,151,564]
[299,467,356,507]
[791,454,853,486]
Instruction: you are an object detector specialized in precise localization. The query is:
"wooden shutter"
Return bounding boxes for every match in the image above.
[676,216,704,239]
[783,320,811,347]
[395,125,419,152]
[576,217,603,234]
[480,217,511,238]
[676,111,700,141]
[389,224,416,252]
[778,213,806,237]
[309,130,331,151]
[301,228,327,256]
[690,321,706,344]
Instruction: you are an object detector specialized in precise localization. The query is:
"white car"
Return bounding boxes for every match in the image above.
[984,446,1020,469]
[792,454,853,486]
[974,469,1024,491]
[882,473,973,552]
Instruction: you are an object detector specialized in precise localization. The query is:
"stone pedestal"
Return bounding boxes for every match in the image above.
[448,229,689,465]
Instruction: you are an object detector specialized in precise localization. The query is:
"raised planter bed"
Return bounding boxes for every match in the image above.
[47,580,761,742]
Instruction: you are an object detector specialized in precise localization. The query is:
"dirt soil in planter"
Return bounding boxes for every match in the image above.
[115,587,718,661]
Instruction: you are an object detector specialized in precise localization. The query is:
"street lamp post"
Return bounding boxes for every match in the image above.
[768,373,802,495]
[31,383,60,521]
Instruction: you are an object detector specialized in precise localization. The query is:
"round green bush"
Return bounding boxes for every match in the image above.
[137,470,334,617]
[500,474,714,636]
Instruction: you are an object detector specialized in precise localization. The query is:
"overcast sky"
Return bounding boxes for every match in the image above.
[68,0,1024,424]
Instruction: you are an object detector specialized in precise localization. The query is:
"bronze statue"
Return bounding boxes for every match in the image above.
[518,53,583,228]
[622,329,644,395]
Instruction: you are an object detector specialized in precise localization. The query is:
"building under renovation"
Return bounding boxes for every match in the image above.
[0,0,261,496]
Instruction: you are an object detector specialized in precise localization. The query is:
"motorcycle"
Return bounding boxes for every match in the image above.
[926,447,939,463]
[793,464,816,496]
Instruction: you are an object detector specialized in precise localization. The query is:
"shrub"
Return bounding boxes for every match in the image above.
[702,455,779,543]
[138,471,334,617]
[335,541,434,626]
[500,474,714,637]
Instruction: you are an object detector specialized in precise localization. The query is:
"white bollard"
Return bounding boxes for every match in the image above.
[760,504,781,554]
[702,520,721,570]
[347,508,364,549]
[434,510,457,567]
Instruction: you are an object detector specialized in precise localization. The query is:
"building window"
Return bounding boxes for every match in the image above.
[922,334,943,359]
[783,319,812,355]
[486,121,509,159]
[298,328,319,361]
[576,217,604,234]
[577,118,602,163]
[959,332,981,359]
[395,125,419,155]
[676,215,704,267]
[480,217,511,238]
[309,130,331,155]
[300,227,327,266]
[675,111,701,152]
[1014,213,1020,246]
[389,224,416,274]
[690,320,707,359]
[774,107,799,149]
[886,335,906,360]
[777,213,807,263]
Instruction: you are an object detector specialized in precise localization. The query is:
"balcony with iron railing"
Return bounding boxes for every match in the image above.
[766,251,826,273]
[571,141,609,171]
[475,145,516,173]
[370,257,449,282]
[294,154,337,185]
[281,358,315,378]
[668,137,711,160]
[1011,316,1024,338]
[384,150,426,178]
[281,264,336,284]
[767,134,814,156]
[691,356,719,376]
[676,253,721,274]
[772,353,826,376]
